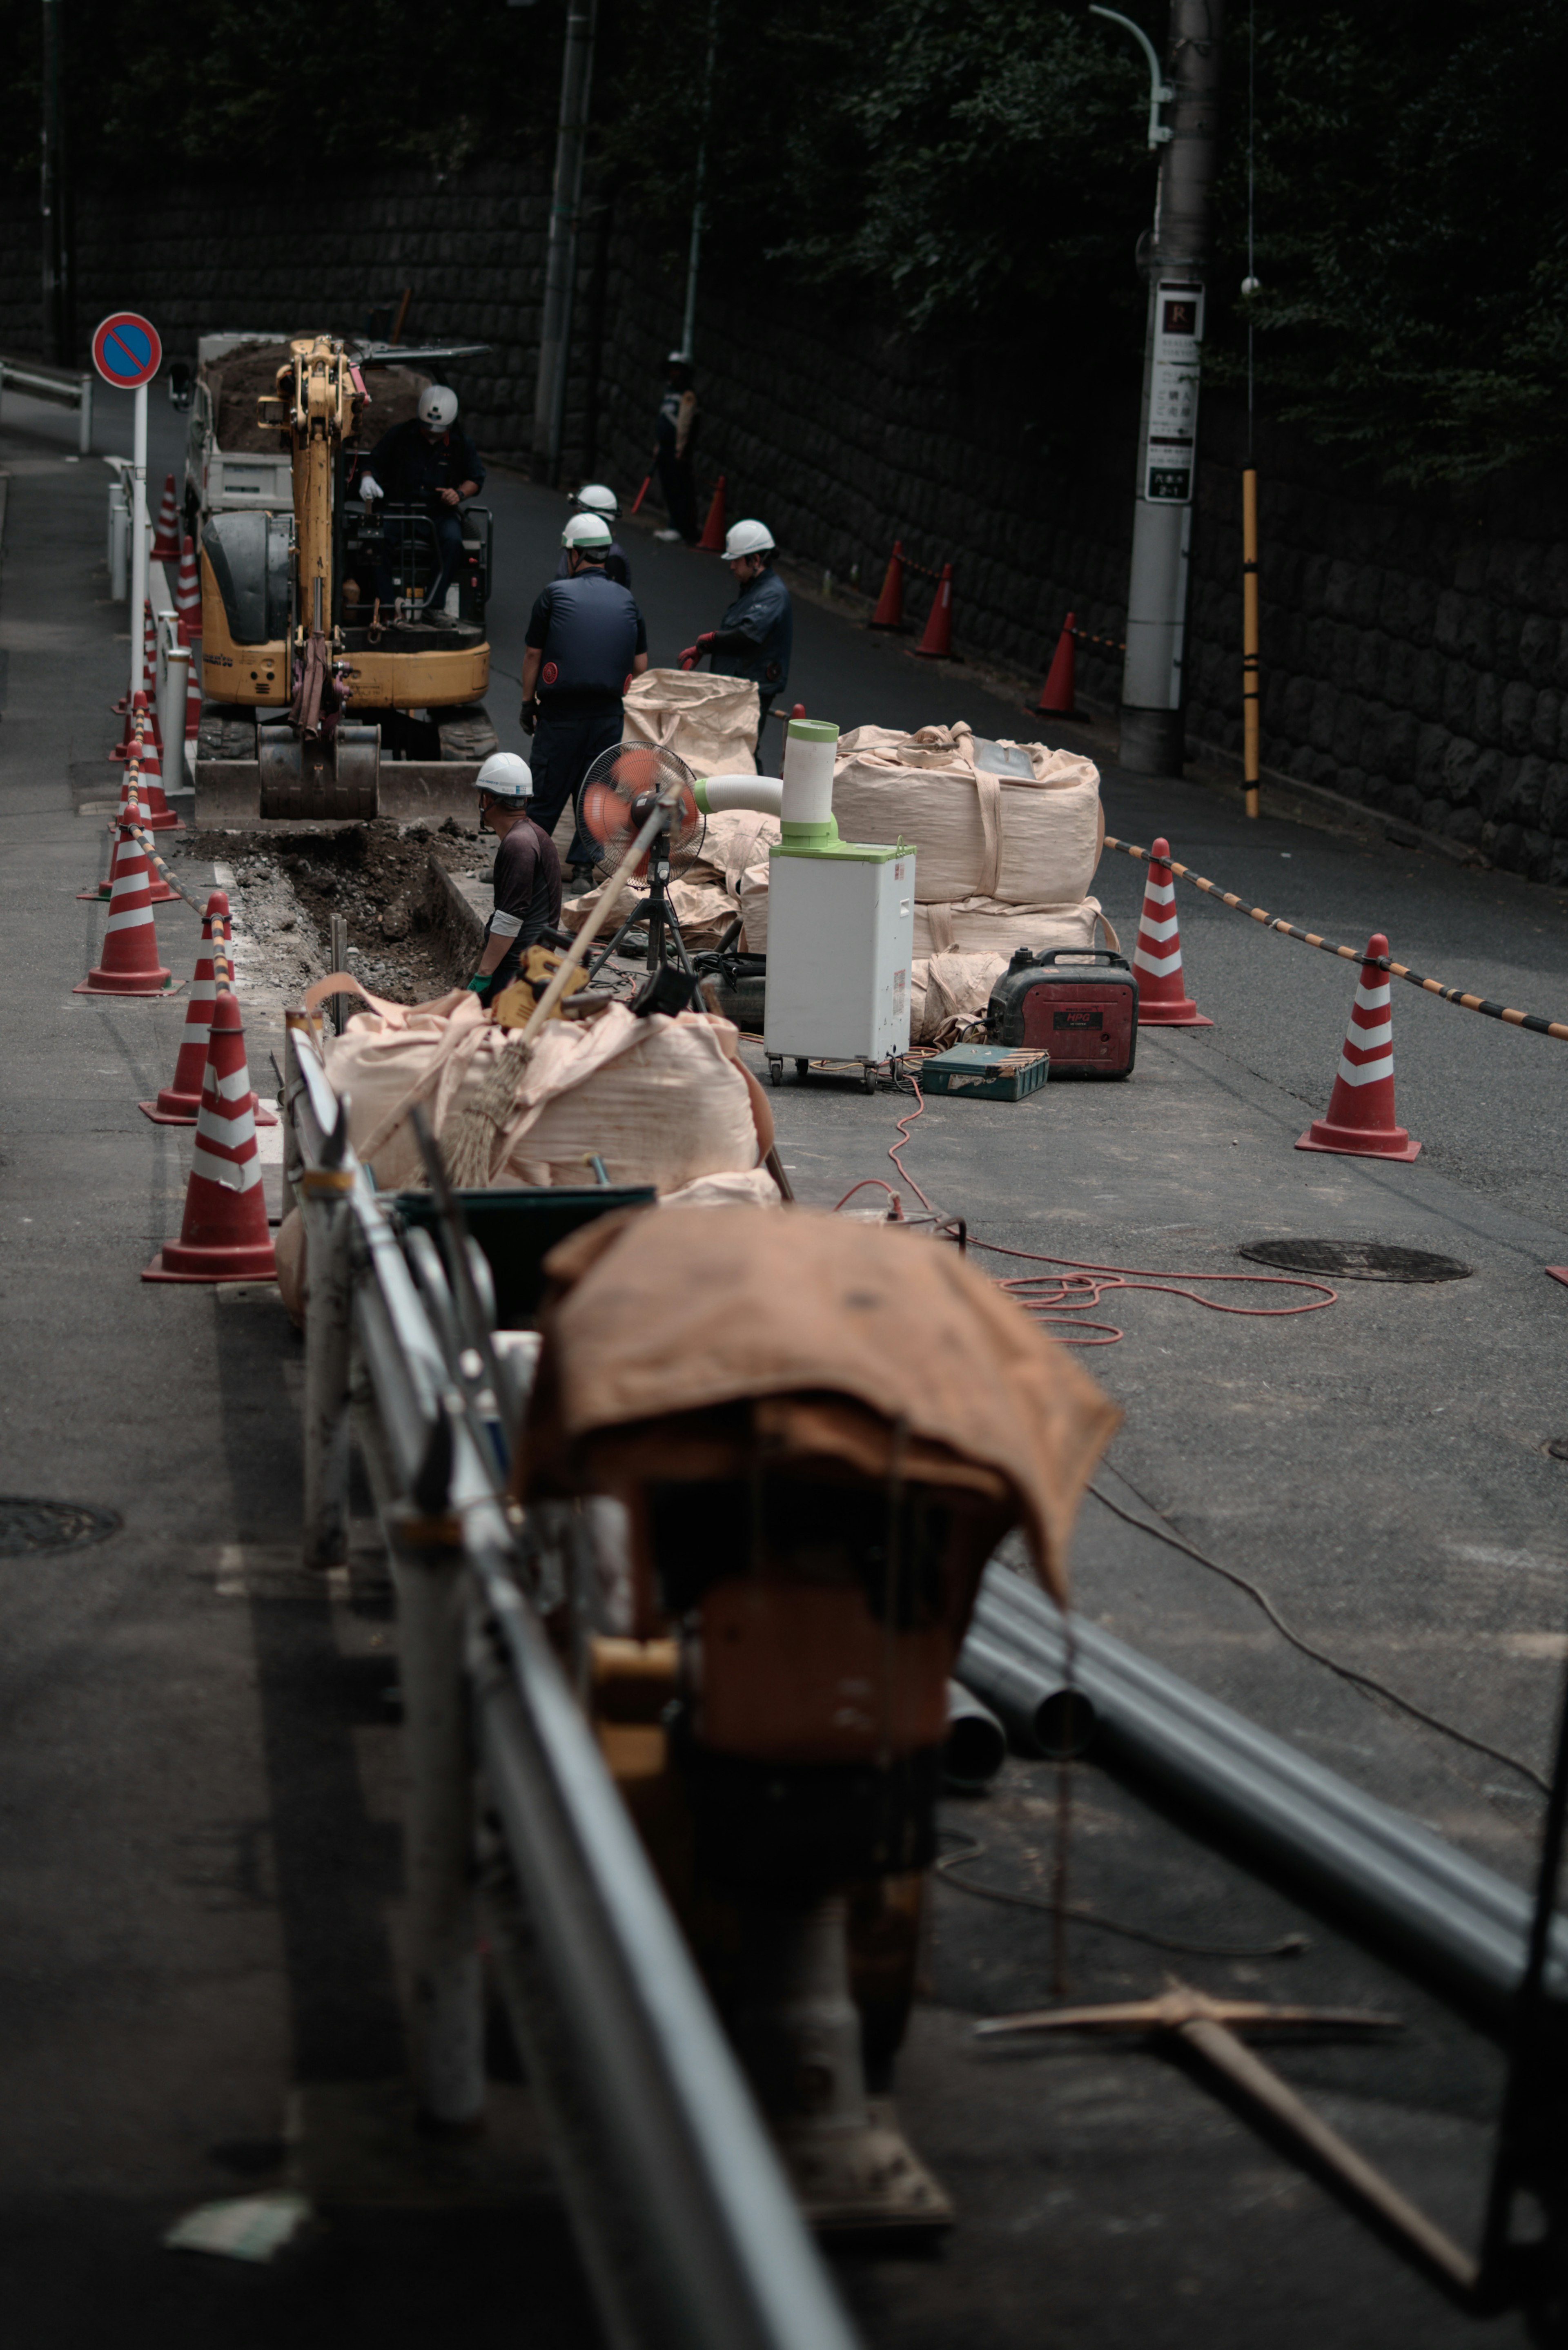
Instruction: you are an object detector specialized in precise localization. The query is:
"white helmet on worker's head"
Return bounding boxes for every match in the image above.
[722,518,775,562]
[418,385,459,432]
[572,482,619,519]
[474,751,533,802]
[666,349,693,367]
[561,512,613,553]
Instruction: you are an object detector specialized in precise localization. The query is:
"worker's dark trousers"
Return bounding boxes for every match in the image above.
[530,701,623,871]
[657,453,699,542]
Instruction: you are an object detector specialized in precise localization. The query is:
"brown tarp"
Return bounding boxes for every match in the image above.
[517,1205,1121,1603]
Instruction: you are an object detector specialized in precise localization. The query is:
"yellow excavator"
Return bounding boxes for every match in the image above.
[198,333,499,819]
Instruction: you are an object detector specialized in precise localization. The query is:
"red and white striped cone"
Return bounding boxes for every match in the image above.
[1296,934,1421,1161]
[151,473,181,563]
[74,803,174,996]
[139,893,275,1125]
[174,535,202,645]
[118,693,178,828]
[144,993,277,1282]
[113,655,162,758]
[111,608,157,726]
[1132,838,1212,1026]
[80,776,178,903]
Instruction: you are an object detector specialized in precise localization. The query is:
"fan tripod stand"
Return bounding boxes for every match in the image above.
[587,833,697,980]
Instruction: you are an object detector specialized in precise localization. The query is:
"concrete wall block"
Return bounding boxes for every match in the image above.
[1414,722,1449,794]
[1531,687,1563,756]
[1307,680,1340,751]
[1539,763,1568,838]
[1410,647,1445,722]
[1504,754,1549,826]
[1520,612,1559,687]
[1441,737,1479,805]
[1420,795,1454,835]
[1501,678,1537,754]
[1381,709,1419,784]
[1330,695,1367,767]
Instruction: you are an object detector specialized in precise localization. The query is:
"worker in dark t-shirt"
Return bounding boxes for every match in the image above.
[522,513,649,879]
[464,752,564,1005]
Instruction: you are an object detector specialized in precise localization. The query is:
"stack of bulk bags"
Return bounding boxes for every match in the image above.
[563,805,782,952]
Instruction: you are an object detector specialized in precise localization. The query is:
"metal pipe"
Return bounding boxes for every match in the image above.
[394,1533,486,2129]
[954,1623,1096,1760]
[973,1566,1568,2019]
[534,0,599,480]
[1242,464,1260,816]
[944,1679,1007,1791]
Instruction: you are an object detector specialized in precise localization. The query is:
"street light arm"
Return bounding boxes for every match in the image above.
[1088,4,1174,146]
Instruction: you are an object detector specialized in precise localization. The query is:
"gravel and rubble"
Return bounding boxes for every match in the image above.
[173,817,494,1004]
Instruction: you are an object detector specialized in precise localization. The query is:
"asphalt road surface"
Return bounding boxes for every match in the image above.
[3,381,1566,2347]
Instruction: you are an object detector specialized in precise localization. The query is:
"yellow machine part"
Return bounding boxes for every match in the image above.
[200,548,490,712]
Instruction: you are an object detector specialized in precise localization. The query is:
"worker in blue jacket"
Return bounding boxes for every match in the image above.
[521,513,650,878]
[359,385,485,624]
[679,519,793,747]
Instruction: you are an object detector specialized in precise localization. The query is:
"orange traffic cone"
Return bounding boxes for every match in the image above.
[80,777,178,903]
[135,731,180,832]
[144,993,278,1282]
[74,804,174,996]
[1296,935,1420,1161]
[869,541,906,630]
[1133,838,1212,1026]
[914,563,955,659]
[696,474,727,553]
[1033,614,1077,716]
[175,536,202,644]
[140,894,274,1125]
[112,606,158,726]
[151,473,181,563]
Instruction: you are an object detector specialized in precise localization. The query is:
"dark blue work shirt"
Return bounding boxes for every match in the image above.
[526,569,647,707]
[364,418,486,504]
[711,566,792,698]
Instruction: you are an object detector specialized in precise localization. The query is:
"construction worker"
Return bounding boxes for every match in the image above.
[554,484,632,588]
[521,513,650,880]
[679,519,793,742]
[359,385,485,624]
[465,752,563,1004]
[653,354,699,544]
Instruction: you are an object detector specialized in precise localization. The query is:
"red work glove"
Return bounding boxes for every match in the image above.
[678,633,717,673]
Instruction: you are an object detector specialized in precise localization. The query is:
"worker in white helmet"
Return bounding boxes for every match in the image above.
[679,519,793,745]
[522,513,650,879]
[555,484,632,588]
[464,751,564,1003]
[357,385,486,626]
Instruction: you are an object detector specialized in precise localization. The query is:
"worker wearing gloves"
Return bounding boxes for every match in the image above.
[555,484,632,588]
[465,752,563,1005]
[359,385,485,624]
[521,514,650,881]
[679,519,793,745]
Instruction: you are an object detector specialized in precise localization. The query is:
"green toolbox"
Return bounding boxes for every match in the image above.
[918,1043,1049,1102]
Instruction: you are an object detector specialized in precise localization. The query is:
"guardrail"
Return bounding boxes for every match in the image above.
[282,1014,860,2350]
[0,354,93,453]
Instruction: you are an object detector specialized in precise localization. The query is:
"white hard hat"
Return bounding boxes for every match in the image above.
[474,751,533,801]
[722,518,775,561]
[419,385,459,430]
[573,482,619,519]
[561,512,613,552]
[666,349,693,366]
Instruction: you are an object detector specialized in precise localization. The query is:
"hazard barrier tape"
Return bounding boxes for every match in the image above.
[893,550,948,583]
[1069,626,1126,653]
[1106,835,1568,1044]
[124,820,208,916]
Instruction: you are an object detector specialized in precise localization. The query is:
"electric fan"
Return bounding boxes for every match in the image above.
[579,741,706,973]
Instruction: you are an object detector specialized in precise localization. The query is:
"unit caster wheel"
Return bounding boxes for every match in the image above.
[768,1057,784,1086]
[861,1063,877,1095]
[795,1058,810,1080]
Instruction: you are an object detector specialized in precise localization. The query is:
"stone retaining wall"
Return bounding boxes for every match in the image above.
[6,164,1568,884]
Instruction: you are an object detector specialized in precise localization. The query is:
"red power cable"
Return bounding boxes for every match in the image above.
[834,1066,1337,1346]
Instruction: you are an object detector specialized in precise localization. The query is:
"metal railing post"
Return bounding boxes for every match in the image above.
[394,1523,486,2130]
[79,373,92,455]
[300,1168,354,1568]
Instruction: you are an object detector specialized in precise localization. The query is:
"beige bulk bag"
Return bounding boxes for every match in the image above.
[490,1006,762,1193]
[318,985,516,1190]
[913,950,1011,1046]
[913,896,1113,959]
[622,668,760,776]
[831,723,1102,906]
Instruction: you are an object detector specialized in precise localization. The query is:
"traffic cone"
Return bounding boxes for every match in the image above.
[113,668,163,761]
[1033,614,1077,716]
[112,608,158,725]
[74,805,174,996]
[139,894,274,1126]
[1133,838,1212,1026]
[913,563,955,659]
[696,474,727,553]
[869,540,905,630]
[1296,935,1421,1161]
[143,993,278,1282]
[80,777,178,902]
[151,473,181,563]
[134,729,180,831]
[185,660,202,740]
[175,536,202,644]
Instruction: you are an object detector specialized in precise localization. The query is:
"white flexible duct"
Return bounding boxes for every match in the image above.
[694,775,783,819]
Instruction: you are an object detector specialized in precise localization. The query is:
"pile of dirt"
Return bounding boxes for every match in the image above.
[176,818,490,1001]
[209,341,430,456]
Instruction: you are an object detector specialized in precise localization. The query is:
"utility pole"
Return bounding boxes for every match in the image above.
[678,0,721,361]
[40,0,70,365]
[532,0,598,483]
[1111,0,1225,777]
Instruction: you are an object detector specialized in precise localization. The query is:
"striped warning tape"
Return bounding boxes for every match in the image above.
[1105,835,1568,1043]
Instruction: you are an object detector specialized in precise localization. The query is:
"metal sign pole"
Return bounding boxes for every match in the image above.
[129,379,148,701]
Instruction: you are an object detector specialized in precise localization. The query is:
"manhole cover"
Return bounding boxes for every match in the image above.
[1238,1240,1474,1283]
[0,1499,121,1557]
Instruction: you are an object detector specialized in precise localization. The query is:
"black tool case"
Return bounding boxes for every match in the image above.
[985,949,1139,1077]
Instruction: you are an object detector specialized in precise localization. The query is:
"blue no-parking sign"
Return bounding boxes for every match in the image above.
[91,312,162,390]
